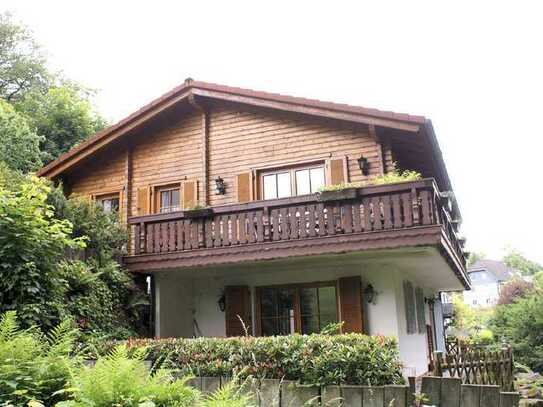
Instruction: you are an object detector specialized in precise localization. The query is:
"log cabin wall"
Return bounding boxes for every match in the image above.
[207,105,382,207]
[63,103,386,218]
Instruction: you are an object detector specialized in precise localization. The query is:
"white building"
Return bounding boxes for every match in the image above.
[463,260,515,308]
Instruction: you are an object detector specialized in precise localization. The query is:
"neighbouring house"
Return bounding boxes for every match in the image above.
[463,260,516,308]
[37,79,469,376]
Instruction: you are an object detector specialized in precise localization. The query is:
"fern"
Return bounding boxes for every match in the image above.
[0,311,19,342]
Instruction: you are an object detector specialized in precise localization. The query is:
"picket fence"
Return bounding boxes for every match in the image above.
[187,375,520,407]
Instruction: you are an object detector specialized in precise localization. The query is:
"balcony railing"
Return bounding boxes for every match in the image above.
[127,178,465,265]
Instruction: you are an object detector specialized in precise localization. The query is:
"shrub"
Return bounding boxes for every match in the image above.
[497,277,534,305]
[58,346,199,407]
[93,334,404,386]
[0,311,78,406]
[317,165,422,192]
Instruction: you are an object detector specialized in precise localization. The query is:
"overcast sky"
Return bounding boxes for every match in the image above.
[4,1,543,263]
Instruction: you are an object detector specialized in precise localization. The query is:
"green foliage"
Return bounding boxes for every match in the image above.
[0,99,43,172]
[448,294,494,339]
[201,380,255,407]
[467,251,486,266]
[59,345,199,407]
[0,165,146,338]
[96,334,404,386]
[317,165,422,192]
[0,312,79,406]
[503,247,543,276]
[0,12,50,101]
[15,85,107,163]
[0,172,84,328]
[489,290,543,372]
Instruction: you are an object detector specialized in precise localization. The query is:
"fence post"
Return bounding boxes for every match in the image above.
[499,392,520,407]
[461,384,481,407]
[441,377,461,407]
[421,377,442,406]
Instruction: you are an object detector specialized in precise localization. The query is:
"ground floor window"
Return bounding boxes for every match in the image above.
[96,192,120,214]
[258,282,338,336]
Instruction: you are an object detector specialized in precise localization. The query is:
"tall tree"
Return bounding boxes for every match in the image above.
[0,12,50,101]
[0,99,42,172]
[503,247,543,276]
[16,84,107,163]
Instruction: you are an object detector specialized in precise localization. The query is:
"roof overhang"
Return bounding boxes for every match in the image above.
[36,80,448,190]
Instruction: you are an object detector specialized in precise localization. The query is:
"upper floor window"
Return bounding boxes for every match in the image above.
[260,164,325,200]
[96,193,120,214]
[156,184,181,213]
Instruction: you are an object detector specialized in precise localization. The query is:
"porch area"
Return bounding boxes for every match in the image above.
[151,247,463,376]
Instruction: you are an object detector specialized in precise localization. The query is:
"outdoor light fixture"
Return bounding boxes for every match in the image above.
[215,177,226,195]
[364,284,377,305]
[218,293,226,312]
[357,156,370,176]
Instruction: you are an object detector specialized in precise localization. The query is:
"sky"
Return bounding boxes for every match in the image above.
[4,1,543,263]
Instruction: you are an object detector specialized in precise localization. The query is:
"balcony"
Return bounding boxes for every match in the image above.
[125,179,467,285]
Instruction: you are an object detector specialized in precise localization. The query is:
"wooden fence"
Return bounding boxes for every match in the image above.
[432,339,515,391]
[186,375,520,406]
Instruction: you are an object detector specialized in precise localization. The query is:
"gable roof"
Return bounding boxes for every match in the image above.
[468,260,516,282]
[36,78,451,191]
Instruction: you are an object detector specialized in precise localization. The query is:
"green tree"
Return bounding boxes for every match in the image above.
[467,251,486,266]
[16,85,107,163]
[0,12,50,101]
[0,170,84,328]
[0,99,42,172]
[503,247,543,276]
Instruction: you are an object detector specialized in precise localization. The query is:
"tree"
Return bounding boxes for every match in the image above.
[467,251,486,266]
[15,84,108,163]
[503,247,543,276]
[490,291,543,372]
[0,170,83,328]
[497,277,534,305]
[0,12,50,101]
[0,99,42,172]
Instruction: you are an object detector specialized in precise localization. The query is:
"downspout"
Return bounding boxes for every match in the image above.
[188,94,209,206]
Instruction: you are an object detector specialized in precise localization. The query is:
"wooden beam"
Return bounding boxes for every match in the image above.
[192,88,421,133]
[188,95,210,206]
[124,147,133,222]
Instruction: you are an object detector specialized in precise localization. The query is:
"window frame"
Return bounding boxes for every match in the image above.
[256,280,339,336]
[92,190,122,218]
[258,161,326,200]
[152,182,182,214]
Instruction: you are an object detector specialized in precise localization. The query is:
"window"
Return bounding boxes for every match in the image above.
[156,185,181,213]
[260,163,325,200]
[258,282,338,336]
[96,193,120,214]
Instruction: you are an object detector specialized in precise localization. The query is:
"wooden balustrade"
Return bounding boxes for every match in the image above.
[128,178,464,264]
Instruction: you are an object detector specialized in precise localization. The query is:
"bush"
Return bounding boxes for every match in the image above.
[317,165,421,192]
[0,311,78,406]
[58,346,199,407]
[497,277,534,305]
[94,334,404,386]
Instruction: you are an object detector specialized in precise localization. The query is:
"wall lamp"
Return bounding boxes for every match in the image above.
[364,284,378,305]
[218,293,226,312]
[215,177,226,195]
[357,156,370,176]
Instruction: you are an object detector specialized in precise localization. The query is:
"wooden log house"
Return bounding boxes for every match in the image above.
[38,79,469,375]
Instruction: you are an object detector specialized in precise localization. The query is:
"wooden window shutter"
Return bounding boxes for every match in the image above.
[327,158,347,186]
[136,186,150,216]
[182,180,198,209]
[338,276,364,333]
[404,281,417,334]
[237,172,253,203]
[415,287,426,334]
[225,285,251,337]
[119,188,125,222]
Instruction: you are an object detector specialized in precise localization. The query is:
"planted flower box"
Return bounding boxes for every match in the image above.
[182,208,214,219]
[317,188,358,202]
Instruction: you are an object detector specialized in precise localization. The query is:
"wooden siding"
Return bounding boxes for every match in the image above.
[64,104,385,217]
[207,106,382,206]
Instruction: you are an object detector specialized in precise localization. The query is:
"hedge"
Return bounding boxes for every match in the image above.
[91,334,404,386]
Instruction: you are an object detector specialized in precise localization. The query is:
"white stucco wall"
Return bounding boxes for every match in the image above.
[153,250,446,376]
